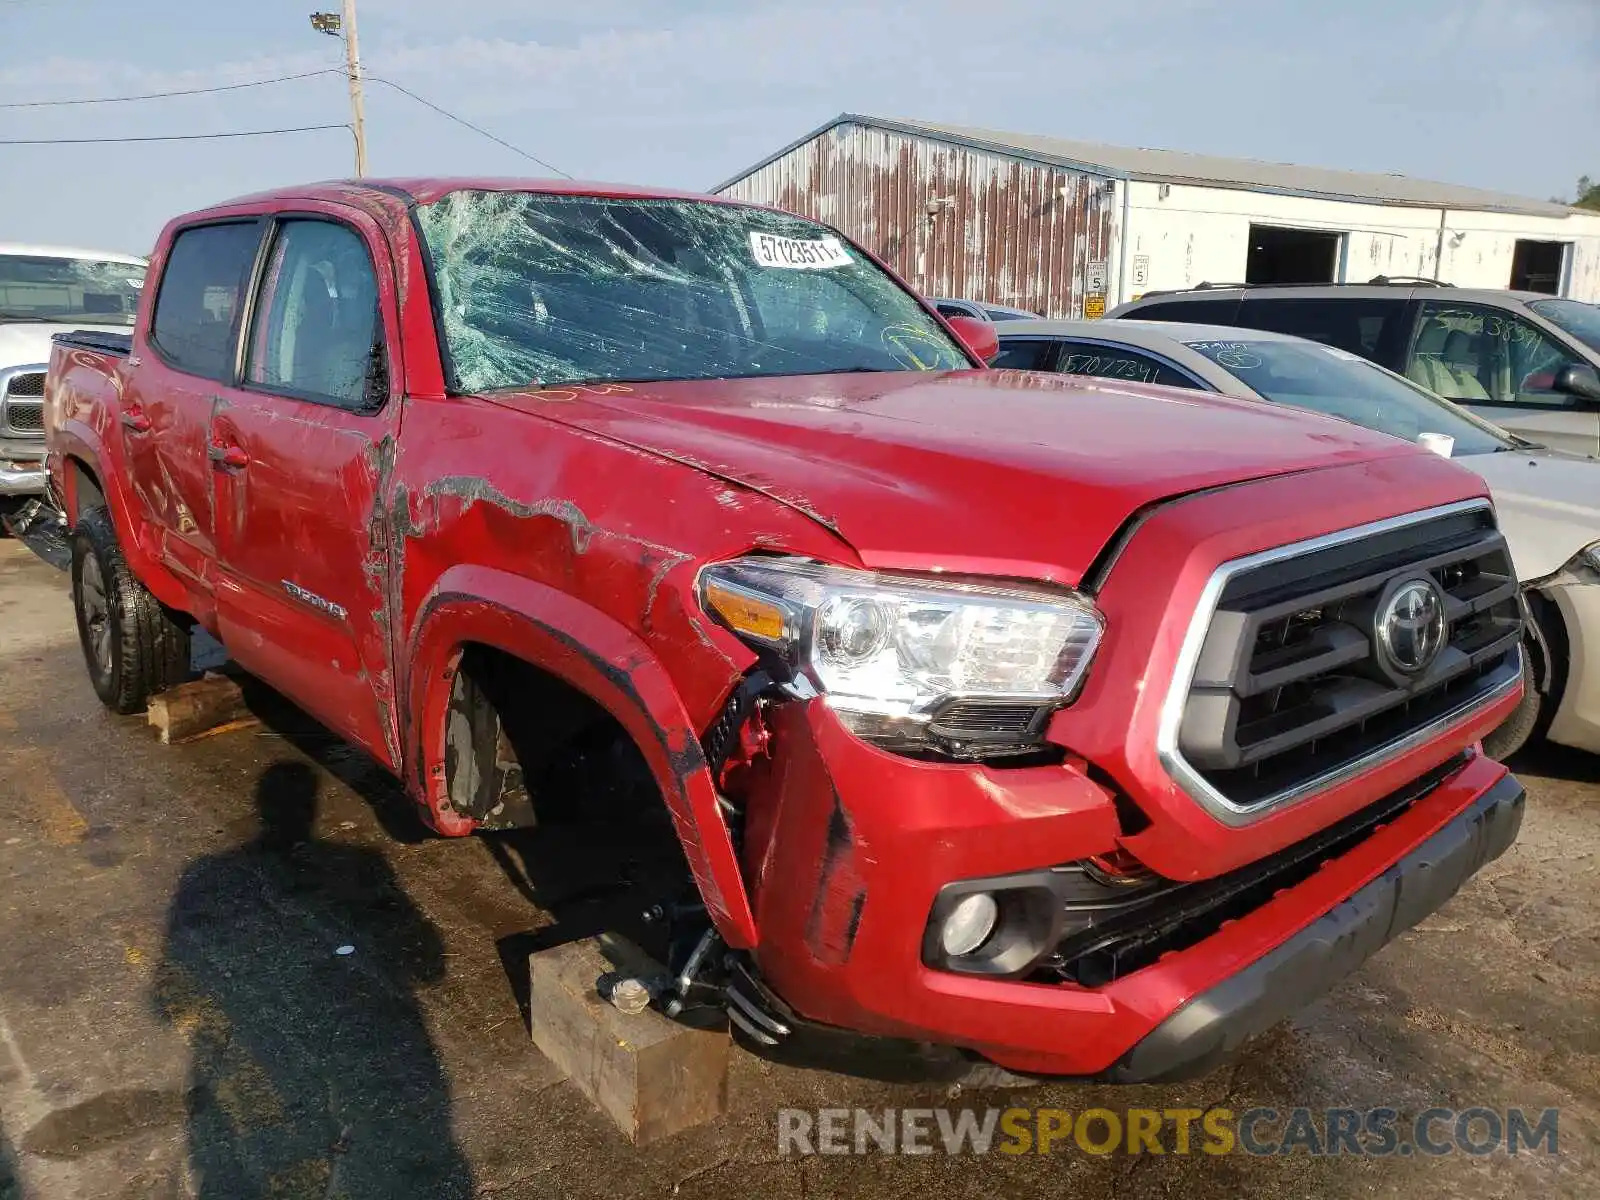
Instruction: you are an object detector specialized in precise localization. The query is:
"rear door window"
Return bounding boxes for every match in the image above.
[1054,341,1196,388]
[150,222,263,382]
[991,339,1057,370]
[1236,297,1407,367]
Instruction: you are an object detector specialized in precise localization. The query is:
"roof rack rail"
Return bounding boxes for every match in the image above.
[1367,275,1453,286]
[1161,277,1456,295]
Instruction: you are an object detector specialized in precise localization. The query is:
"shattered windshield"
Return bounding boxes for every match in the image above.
[415,190,969,392]
[0,254,145,326]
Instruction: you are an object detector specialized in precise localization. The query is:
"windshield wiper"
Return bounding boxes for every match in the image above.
[0,311,49,323]
[1498,434,1547,452]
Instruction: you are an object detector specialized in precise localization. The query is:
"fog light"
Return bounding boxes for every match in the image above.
[939,892,998,956]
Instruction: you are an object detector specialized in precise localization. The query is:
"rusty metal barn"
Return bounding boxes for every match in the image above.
[715,116,1119,320]
[715,115,1600,312]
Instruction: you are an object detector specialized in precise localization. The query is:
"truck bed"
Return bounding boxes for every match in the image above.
[52,330,132,356]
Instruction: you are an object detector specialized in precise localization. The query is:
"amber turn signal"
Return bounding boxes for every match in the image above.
[703,579,787,642]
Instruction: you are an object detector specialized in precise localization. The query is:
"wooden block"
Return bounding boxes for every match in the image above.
[528,935,729,1145]
[146,673,251,745]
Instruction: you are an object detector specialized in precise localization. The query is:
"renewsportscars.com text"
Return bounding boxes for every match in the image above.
[777,1106,1559,1157]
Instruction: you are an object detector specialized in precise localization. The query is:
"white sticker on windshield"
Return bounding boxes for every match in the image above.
[749,232,852,270]
[126,278,144,289]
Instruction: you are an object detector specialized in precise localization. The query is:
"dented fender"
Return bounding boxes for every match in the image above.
[403,563,759,948]
[51,416,195,618]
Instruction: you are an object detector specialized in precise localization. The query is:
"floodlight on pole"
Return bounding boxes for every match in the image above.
[308,4,367,176]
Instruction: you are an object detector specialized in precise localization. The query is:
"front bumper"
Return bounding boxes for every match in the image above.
[739,702,1522,1080]
[1546,581,1600,754]
[1103,771,1523,1082]
[0,439,45,497]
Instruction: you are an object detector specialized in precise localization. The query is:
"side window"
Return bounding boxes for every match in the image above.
[246,220,384,410]
[1125,298,1240,325]
[1407,301,1584,406]
[150,223,263,382]
[1236,298,1405,364]
[936,302,978,320]
[991,339,1056,370]
[1056,341,1196,388]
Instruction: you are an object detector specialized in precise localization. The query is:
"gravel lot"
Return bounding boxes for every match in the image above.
[1,535,1596,1199]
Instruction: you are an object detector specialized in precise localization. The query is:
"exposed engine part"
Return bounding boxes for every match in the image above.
[663,926,721,1019]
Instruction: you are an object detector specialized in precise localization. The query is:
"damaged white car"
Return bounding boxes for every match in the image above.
[993,319,1600,760]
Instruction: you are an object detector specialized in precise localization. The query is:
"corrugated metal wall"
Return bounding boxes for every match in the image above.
[720,123,1117,319]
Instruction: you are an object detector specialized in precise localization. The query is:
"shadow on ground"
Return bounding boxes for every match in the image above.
[151,760,472,1198]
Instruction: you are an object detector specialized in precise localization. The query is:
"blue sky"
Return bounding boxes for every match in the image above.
[2,0,1596,255]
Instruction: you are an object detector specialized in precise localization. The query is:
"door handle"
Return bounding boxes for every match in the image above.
[208,443,249,470]
[120,410,152,434]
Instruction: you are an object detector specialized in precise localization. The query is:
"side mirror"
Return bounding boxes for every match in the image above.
[1552,362,1600,404]
[945,314,999,364]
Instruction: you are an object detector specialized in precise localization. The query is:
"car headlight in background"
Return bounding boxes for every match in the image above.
[1580,541,1600,574]
[698,557,1103,758]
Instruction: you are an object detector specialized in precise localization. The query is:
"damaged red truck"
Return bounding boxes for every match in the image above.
[46,179,1527,1082]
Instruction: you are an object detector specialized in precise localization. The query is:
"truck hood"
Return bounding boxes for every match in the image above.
[512,369,1435,586]
[1456,448,1600,580]
[0,321,131,369]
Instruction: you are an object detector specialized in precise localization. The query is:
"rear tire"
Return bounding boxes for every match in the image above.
[70,507,191,714]
[1482,643,1541,761]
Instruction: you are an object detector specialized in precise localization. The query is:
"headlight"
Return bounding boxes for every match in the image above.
[1581,542,1600,574]
[698,557,1103,757]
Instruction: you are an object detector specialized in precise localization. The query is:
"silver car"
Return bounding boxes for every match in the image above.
[1111,284,1600,457]
[995,317,1600,761]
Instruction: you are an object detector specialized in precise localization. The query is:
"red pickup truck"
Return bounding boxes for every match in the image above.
[46,179,1527,1082]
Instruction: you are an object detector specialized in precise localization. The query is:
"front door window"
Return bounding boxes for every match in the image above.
[1408,302,1585,407]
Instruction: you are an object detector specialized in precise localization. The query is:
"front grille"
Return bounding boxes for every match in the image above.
[2,370,47,436]
[1168,503,1520,816]
[5,372,43,398]
[3,402,43,433]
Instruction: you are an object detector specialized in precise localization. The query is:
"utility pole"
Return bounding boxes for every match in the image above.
[310,3,367,177]
[342,0,368,177]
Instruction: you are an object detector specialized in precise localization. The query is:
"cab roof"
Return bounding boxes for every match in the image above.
[210,177,755,212]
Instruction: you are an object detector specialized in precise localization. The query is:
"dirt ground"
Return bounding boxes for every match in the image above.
[1,535,1596,1199]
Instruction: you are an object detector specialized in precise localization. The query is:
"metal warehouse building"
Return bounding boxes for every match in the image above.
[714,114,1600,318]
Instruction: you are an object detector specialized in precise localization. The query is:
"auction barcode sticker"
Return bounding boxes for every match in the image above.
[749,232,852,270]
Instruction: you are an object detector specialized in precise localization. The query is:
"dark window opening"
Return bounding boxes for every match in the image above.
[1245,226,1341,285]
[1510,240,1567,294]
[990,338,1055,370]
[1236,297,1407,366]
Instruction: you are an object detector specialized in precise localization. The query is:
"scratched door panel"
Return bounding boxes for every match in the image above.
[212,391,397,765]
[210,211,404,768]
[130,220,267,589]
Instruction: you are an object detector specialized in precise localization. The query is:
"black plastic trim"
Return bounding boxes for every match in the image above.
[1101,771,1524,1083]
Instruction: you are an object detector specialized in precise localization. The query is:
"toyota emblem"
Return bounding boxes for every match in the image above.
[1376,578,1448,675]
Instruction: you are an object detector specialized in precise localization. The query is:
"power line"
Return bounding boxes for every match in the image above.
[0,124,350,145]
[364,75,573,179]
[0,68,342,108]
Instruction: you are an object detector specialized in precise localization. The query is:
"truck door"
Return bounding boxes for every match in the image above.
[209,210,403,767]
[131,220,265,596]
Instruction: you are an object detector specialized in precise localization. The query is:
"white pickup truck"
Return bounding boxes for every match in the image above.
[1,243,146,516]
